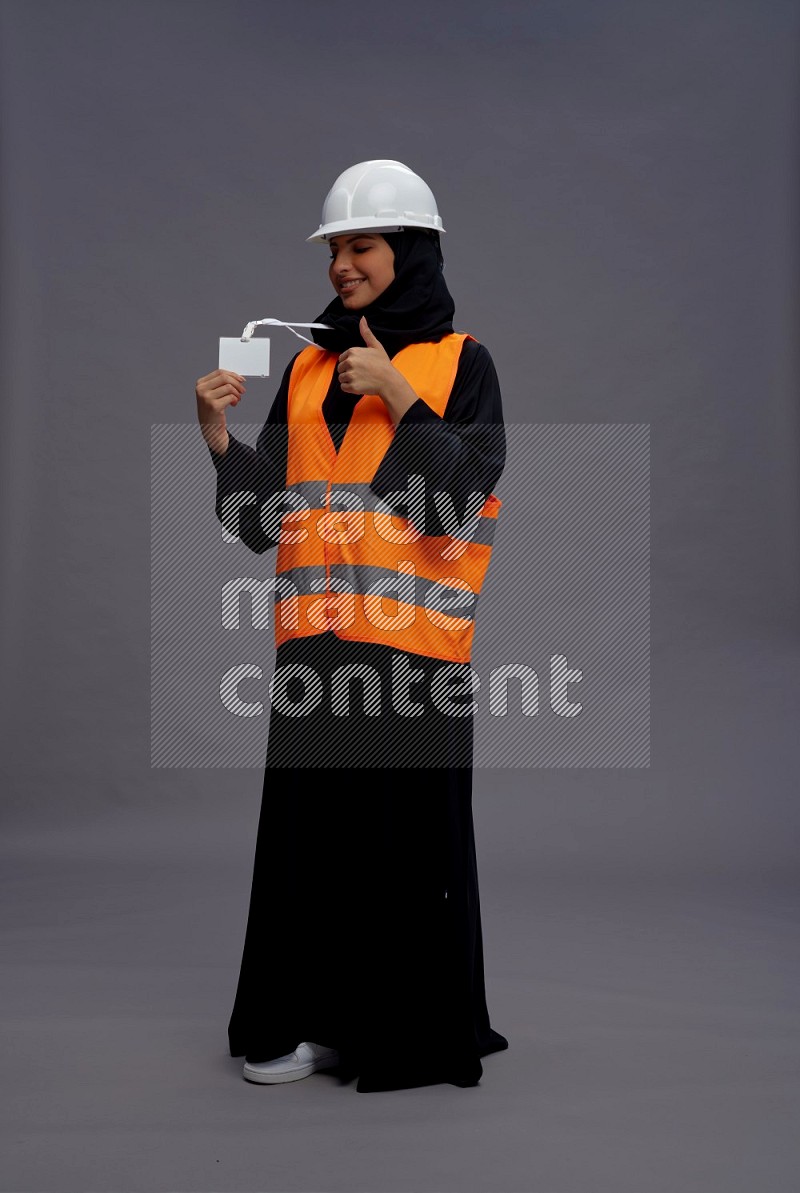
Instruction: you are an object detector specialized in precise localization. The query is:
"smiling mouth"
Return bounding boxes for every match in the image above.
[339,278,365,294]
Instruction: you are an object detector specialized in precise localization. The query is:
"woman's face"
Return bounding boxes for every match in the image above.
[327,233,395,309]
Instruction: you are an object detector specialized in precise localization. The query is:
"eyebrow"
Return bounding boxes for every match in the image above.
[329,234,376,246]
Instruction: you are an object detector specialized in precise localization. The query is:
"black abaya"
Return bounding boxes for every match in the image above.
[210,335,509,1091]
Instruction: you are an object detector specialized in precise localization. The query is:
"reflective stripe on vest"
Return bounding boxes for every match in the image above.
[273,333,502,663]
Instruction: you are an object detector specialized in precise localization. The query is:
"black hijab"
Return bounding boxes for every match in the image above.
[310,228,455,360]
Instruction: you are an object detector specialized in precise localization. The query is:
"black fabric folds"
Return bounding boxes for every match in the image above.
[227,633,509,1093]
[310,229,455,358]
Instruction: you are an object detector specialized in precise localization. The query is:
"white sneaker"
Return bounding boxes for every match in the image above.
[243,1041,340,1085]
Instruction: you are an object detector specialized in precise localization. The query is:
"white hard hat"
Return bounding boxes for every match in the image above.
[306,159,445,243]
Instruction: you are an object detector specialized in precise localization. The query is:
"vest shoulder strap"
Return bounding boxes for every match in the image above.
[390,333,474,417]
[286,346,337,416]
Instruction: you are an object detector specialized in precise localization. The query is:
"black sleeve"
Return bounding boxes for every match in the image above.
[206,353,299,554]
[369,338,506,535]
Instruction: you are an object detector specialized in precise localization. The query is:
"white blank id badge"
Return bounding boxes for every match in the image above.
[219,337,270,376]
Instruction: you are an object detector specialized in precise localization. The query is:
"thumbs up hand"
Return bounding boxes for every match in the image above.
[336,317,391,396]
[336,317,420,426]
[333,319,419,427]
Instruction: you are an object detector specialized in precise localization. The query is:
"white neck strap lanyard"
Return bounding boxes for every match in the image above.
[240,318,332,348]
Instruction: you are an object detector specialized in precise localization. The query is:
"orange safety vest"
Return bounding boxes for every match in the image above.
[273,332,502,663]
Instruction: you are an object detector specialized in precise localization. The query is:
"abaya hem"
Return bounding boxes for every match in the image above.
[226,633,509,1093]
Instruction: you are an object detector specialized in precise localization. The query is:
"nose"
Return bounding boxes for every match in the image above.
[332,247,357,275]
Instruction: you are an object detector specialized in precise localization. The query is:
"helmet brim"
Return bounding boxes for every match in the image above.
[306,216,446,243]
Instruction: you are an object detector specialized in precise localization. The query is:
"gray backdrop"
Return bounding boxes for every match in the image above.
[1,1,798,1191]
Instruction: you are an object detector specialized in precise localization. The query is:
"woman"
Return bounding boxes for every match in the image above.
[195,160,508,1092]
